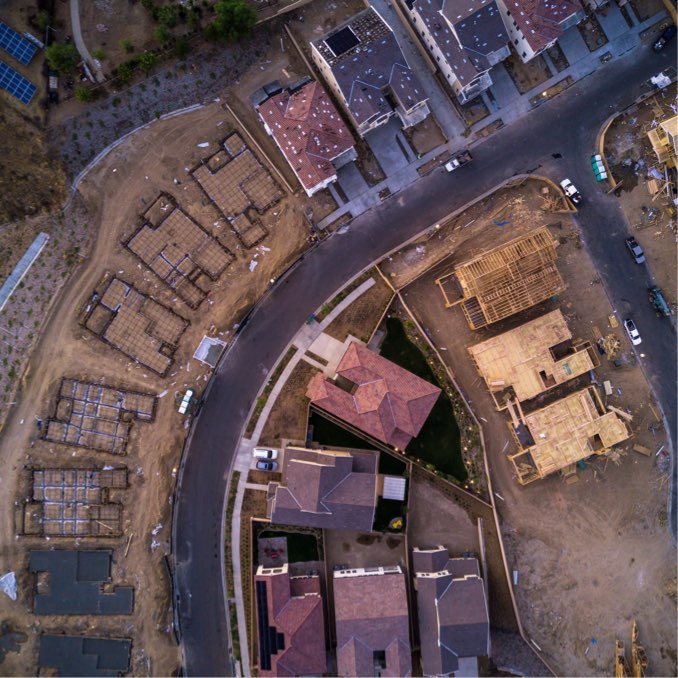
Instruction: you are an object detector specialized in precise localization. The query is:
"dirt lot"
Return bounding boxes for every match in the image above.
[603,84,677,310]
[0,95,313,674]
[503,49,552,95]
[402,114,448,155]
[258,359,319,447]
[386,178,676,676]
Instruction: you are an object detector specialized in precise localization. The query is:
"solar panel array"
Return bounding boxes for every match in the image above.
[0,22,37,65]
[0,61,37,104]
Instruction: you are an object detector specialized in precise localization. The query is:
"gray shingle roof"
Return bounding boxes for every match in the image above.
[413,548,489,675]
[312,8,427,124]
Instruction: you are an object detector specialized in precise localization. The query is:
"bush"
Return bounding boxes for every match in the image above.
[115,60,135,84]
[156,5,179,27]
[92,48,106,60]
[75,85,93,102]
[138,51,158,74]
[120,38,134,53]
[154,24,172,46]
[46,42,79,76]
[174,36,190,59]
[205,0,256,43]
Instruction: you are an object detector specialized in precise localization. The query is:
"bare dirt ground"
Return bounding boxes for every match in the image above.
[503,50,552,95]
[402,114,448,155]
[603,84,677,311]
[387,178,676,676]
[0,94,313,674]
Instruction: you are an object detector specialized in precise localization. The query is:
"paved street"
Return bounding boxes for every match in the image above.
[173,45,676,676]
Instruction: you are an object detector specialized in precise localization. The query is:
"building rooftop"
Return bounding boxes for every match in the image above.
[312,7,426,125]
[508,386,630,482]
[408,0,508,91]
[267,446,378,531]
[255,564,326,677]
[257,80,356,194]
[29,550,133,615]
[306,341,441,449]
[468,309,597,406]
[38,635,131,677]
[437,227,565,329]
[502,0,583,53]
[333,565,412,677]
[413,547,489,675]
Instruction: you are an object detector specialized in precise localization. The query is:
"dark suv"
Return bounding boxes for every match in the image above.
[654,24,676,51]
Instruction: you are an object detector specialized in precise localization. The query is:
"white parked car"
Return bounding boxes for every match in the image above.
[623,319,642,346]
[560,178,582,204]
[253,447,278,460]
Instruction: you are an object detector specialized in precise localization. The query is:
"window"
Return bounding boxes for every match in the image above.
[436,56,440,61]
[514,38,518,44]
[522,51,527,57]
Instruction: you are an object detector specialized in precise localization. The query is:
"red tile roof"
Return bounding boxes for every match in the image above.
[255,566,326,677]
[306,342,441,449]
[258,80,356,193]
[504,0,582,53]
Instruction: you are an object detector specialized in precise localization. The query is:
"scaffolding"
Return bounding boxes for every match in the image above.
[468,309,598,408]
[435,227,565,329]
[507,386,630,485]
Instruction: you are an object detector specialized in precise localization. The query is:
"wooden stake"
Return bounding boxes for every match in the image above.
[124,532,134,558]
[94,519,114,532]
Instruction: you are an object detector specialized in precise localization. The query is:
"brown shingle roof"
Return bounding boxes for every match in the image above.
[267,447,378,531]
[257,81,355,193]
[306,342,441,449]
[333,567,412,677]
[503,0,583,53]
[255,565,326,677]
[413,548,489,675]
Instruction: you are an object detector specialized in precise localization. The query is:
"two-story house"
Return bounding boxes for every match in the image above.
[310,7,430,137]
[406,0,511,103]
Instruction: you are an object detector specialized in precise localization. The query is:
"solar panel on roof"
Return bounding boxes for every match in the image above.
[0,22,37,65]
[326,26,360,57]
[0,60,37,104]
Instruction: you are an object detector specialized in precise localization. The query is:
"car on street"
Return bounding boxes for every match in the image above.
[559,178,582,204]
[253,447,278,459]
[653,24,676,51]
[623,319,642,346]
[649,286,672,317]
[625,236,645,264]
[256,460,278,471]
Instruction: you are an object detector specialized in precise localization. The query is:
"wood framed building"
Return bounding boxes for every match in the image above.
[435,227,565,330]
[468,309,598,409]
[506,386,630,485]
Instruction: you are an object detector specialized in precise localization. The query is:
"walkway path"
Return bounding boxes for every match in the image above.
[69,0,105,83]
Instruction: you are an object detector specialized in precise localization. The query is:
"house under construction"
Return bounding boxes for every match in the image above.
[615,621,649,677]
[507,386,630,485]
[647,115,677,168]
[435,227,565,330]
[468,310,599,409]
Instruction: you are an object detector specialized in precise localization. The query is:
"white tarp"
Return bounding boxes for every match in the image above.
[0,571,17,600]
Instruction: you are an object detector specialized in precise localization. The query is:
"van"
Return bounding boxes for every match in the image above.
[253,447,278,460]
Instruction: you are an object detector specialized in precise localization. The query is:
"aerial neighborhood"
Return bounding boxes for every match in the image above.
[0,0,675,676]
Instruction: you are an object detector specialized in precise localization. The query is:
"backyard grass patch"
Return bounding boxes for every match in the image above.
[315,270,373,321]
[380,318,466,481]
[258,530,320,562]
[309,411,372,450]
[378,451,408,476]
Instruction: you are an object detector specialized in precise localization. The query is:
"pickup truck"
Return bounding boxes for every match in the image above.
[648,286,671,317]
[445,150,473,172]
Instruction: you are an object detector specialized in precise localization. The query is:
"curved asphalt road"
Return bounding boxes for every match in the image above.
[173,47,676,676]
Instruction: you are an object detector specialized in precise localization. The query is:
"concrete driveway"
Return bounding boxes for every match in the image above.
[365,117,416,175]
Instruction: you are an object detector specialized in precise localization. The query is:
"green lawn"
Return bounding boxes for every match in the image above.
[380,318,467,482]
[258,530,320,563]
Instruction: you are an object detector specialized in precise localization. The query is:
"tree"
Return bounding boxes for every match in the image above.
[205,0,256,43]
[119,38,134,53]
[138,51,158,75]
[34,9,50,32]
[75,85,93,102]
[46,42,79,76]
